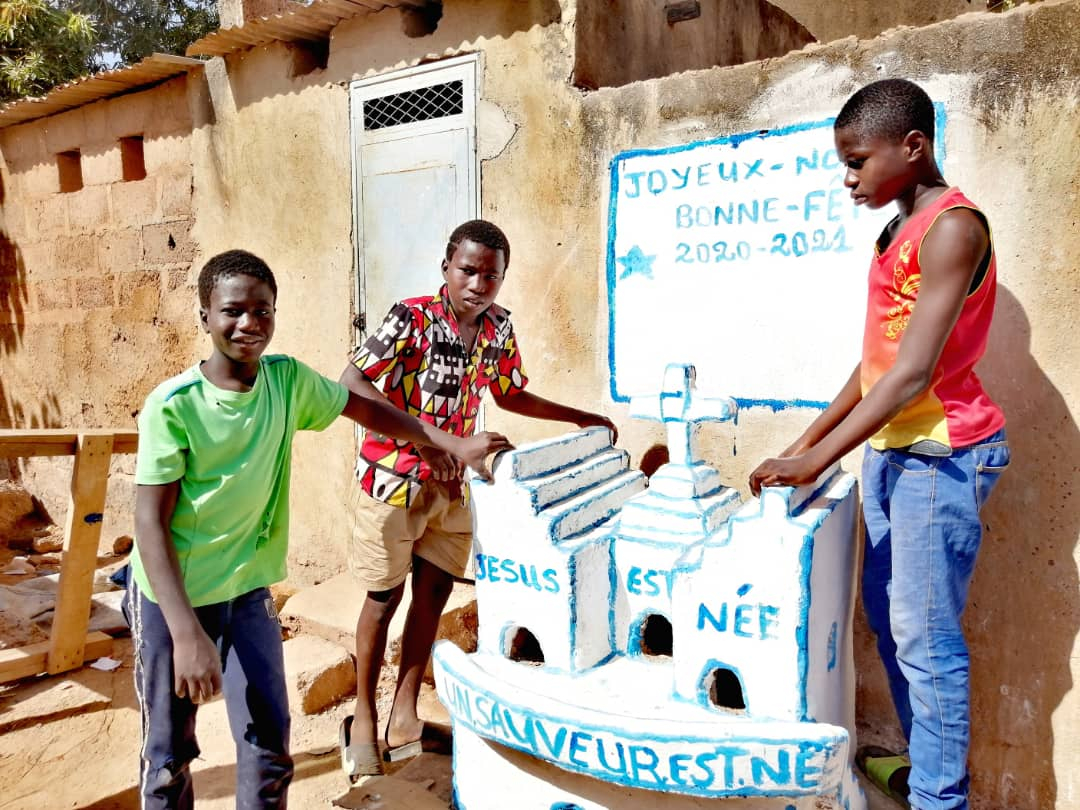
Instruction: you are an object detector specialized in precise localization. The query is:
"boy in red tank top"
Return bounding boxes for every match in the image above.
[749,79,1009,810]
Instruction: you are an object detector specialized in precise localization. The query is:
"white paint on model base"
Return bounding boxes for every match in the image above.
[446,365,866,809]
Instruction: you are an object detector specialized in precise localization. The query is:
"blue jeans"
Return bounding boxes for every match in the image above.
[861,428,1009,810]
[124,581,293,809]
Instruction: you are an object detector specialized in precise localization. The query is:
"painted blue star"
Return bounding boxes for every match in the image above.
[617,245,656,280]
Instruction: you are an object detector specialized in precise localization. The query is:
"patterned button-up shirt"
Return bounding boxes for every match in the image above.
[350,285,528,507]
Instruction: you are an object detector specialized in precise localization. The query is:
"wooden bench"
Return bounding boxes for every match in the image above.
[0,429,138,682]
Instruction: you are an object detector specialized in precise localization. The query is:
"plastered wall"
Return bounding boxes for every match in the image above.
[772,0,982,42]
[0,0,1076,806]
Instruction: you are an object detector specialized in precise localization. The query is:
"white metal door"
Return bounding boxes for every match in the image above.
[350,55,478,335]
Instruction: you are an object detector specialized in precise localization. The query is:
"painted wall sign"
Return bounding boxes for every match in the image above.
[606,112,945,406]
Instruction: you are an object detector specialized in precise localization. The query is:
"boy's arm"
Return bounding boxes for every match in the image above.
[749,208,988,495]
[778,364,864,457]
[134,481,222,703]
[493,390,619,443]
[339,364,512,480]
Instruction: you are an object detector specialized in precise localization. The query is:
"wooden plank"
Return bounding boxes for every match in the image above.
[112,432,139,454]
[144,53,206,68]
[0,631,112,683]
[0,429,137,457]
[46,433,115,675]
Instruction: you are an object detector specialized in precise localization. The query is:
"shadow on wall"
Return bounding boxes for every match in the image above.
[855,285,1077,809]
[964,285,1077,808]
[0,188,62,479]
[574,0,815,90]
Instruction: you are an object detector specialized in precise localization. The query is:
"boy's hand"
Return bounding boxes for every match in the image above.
[172,627,223,704]
[449,431,514,481]
[417,445,465,482]
[576,412,619,444]
[748,453,824,497]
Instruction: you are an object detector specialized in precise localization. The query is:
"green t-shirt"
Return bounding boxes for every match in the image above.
[131,355,348,607]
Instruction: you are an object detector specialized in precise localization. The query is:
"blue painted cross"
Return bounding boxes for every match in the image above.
[629,364,736,466]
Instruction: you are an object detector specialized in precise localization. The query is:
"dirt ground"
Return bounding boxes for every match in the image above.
[0,632,453,810]
[0,509,452,810]
[0,639,896,810]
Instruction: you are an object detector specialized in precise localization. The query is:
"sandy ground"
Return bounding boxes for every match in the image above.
[0,632,454,810]
[0,639,897,810]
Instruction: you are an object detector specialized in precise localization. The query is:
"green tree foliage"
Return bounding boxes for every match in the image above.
[0,0,97,99]
[0,0,217,102]
[76,0,218,67]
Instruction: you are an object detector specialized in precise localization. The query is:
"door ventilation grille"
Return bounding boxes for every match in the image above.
[363,80,464,131]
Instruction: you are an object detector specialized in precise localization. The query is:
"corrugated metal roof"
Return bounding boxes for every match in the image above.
[0,53,205,130]
[186,0,421,58]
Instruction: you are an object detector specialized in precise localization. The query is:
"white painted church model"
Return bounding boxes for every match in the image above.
[432,365,866,810]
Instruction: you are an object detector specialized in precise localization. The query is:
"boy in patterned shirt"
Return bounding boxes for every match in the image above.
[339,219,616,779]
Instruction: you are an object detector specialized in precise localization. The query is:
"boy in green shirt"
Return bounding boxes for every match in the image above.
[129,249,509,809]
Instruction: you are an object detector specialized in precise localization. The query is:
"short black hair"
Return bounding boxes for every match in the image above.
[835,78,935,143]
[445,220,510,270]
[197,249,278,308]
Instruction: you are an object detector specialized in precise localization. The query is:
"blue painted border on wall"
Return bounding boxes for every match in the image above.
[605,103,947,409]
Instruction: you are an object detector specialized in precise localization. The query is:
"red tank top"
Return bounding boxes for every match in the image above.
[861,187,1005,451]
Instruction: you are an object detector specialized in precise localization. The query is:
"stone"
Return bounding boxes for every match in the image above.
[0,481,35,538]
[67,184,110,232]
[159,170,194,218]
[142,220,195,264]
[26,553,61,566]
[269,581,299,615]
[74,275,116,309]
[117,271,161,308]
[33,278,74,311]
[1,557,35,576]
[112,535,134,555]
[31,530,64,554]
[35,195,70,234]
[110,178,159,228]
[99,228,142,275]
[55,234,100,277]
[80,148,122,190]
[283,634,356,716]
[280,573,478,676]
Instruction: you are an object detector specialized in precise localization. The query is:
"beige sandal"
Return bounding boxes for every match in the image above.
[340,716,383,783]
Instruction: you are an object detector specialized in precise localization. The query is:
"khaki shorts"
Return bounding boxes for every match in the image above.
[348,480,474,592]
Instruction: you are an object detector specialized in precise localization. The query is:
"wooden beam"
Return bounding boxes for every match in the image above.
[46,433,115,675]
[0,429,137,457]
[0,631,113,683]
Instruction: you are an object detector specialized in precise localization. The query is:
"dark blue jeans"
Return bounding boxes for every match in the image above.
[862,428,1010,810]
[125,581,293,809]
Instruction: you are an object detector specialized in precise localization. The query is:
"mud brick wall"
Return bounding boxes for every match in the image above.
[0,75,203,538]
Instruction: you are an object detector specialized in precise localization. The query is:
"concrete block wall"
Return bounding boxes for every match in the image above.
[0,74,203,541]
